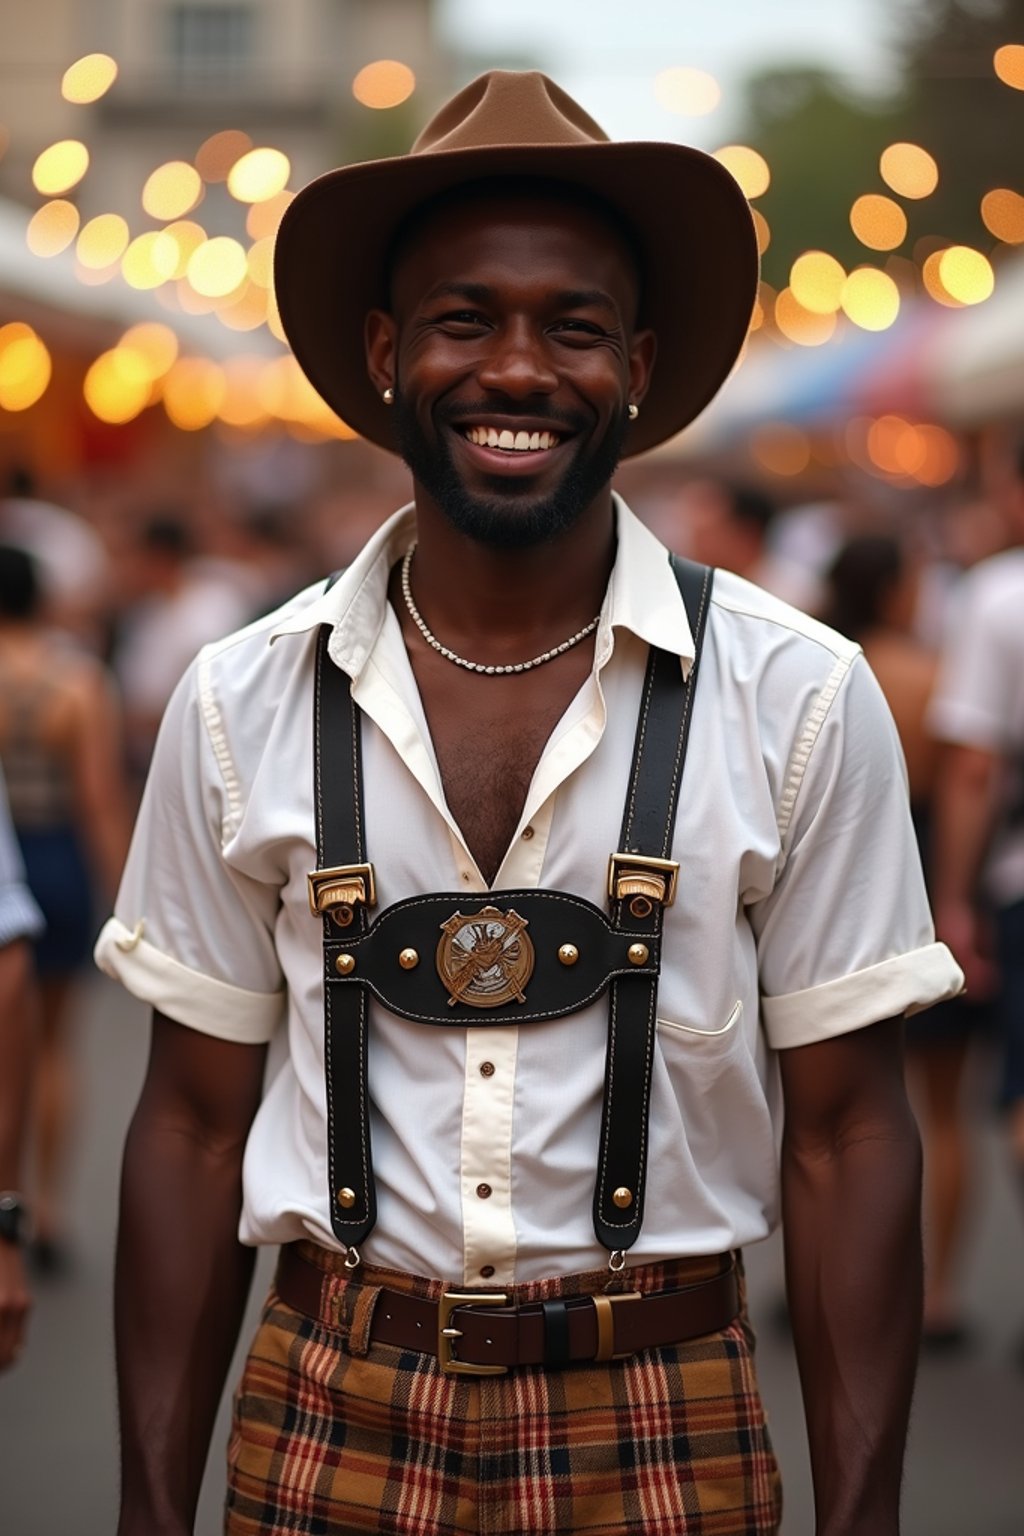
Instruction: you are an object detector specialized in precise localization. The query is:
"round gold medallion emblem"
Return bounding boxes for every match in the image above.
[437,905,535,1008]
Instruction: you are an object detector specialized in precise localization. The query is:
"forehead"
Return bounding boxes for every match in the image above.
[389,187,641,313]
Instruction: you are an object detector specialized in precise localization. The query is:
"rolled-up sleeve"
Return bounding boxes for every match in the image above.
[94,654,285,1042]
[751,656,963,1049]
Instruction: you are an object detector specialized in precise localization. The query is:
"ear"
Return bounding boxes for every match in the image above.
[365,309,398,396]
[627,327,657,408]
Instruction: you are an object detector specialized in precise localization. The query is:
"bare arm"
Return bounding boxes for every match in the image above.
[779,1018,922,1536]
[116,1010,267,1536]
[68,664,133,902]
[931,742,1000,993]
[0,939,37,1368]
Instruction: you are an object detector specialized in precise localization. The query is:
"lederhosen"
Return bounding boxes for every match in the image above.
[297,553,735,1370]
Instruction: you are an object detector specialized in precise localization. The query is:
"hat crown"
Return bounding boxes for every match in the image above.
[412,70,611,155]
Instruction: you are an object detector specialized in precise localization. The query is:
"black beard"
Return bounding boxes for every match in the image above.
[393,396,627,550]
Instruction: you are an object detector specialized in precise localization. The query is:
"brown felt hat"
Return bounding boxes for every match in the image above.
[274,70,758,457]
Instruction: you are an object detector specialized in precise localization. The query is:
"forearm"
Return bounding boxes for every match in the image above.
[0,941,36,1185]
[115,1107,257,1534]
[931,745,998,910]
[782,1112,922,1536]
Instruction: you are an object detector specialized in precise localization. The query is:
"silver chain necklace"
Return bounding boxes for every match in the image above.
[400,544,601,675]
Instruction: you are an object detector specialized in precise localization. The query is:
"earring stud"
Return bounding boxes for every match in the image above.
[382,386,395,405]
[627,402,639,420]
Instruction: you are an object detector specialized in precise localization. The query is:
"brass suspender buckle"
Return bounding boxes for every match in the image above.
[592,1290,643,1362]
[438,1291,510,1376]
[607,853,679,918]
[307,863,377,928]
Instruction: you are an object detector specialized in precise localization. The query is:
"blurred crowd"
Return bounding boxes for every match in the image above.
[0,443,1022,1369]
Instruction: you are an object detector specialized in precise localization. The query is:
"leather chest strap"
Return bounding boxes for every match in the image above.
[593,555,713,1252]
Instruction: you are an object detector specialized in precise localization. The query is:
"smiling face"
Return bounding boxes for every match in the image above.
[366,184,655,549]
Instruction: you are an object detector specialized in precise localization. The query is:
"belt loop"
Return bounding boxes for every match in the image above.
[346,1281,382,1357]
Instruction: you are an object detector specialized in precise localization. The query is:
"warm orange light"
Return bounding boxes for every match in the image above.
[751,424,811,477]
[32,140,89,196]
[750,207,771,256]
[774,288,837,346]
[916,425,960,486]
[227,148,291,204]
[0,325,51,411]
[188,237,248,297]
[653,66,721,117]
[352,59,417,110]
[938,246,994,305]
[922,250,963,308]
[994,43,1024,89]
[122,231,179,289]
[142,161,203,221]
[217,283,268,332]
[61,53,118,104]
[850,194,907,251]
[83,348,153,424]
[163,358,226,430]
[218,359,272,428]
[26,200,80,257]
[880,142,938,200]
[162,220,207,278]
[265,287,287,344]
[713,145,770,199]
[246,190,295,242]
[77,213,130,269]
[194,129,252,183]
[841,267,900,331]
[789,251,846,316]
[867,415,917,476]
[246,237,275,289]
[981,188,1024,244]
[118,323,179,379]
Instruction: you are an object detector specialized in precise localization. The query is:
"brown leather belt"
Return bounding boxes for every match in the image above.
[275,1245,740,1377]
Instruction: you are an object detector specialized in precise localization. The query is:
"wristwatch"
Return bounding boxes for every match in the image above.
[0,1193,28,1246]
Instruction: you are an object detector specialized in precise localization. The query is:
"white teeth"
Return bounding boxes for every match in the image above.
[463,426,561,451]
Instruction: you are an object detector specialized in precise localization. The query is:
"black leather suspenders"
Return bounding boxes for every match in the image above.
[309,553,714,1259]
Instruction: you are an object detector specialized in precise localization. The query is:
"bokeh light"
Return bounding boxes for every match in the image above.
[993,44,1024,89]
[26,200,80,257]
[83,347,153,424]
[352,60,417,110]
[750,207,771,256]
[188,236,248,296]
[162,357,226,430]
[118,323,179,379]
[653,66,721,117]
[751,424,811,477]
[217,283,269,332]
[0,324,52,411]
[122,230,179,289]
[61,53,118,104]
[713,145,770,199]
[77,212,130,269]
[774,288,837,346]
[218,358,272,428]
[163,220,207,278]
[980,188,1024,244]
[142,161,203,221]
[246,190,295,241]
[938,245,994,305]
[922,250,963,308]
[227,148,291,204]
[246,237,275,288]
[879,142,938,200]
[789,251,846,315]
[32,139,90,196]
[194,129,252,182]
[841,267,900,330]
[850,194,907,251]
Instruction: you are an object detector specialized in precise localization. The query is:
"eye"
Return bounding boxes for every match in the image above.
[437,309,489,329]
[549,319,606,340]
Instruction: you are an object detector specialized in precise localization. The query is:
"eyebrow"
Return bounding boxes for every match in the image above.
[423,281,619,315]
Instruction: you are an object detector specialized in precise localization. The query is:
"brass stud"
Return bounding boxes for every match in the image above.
[627,943,649,966]
[335,953,356,975]
[612,1186,634,1209]
[399,948,419,970]
[558,943,579,966]
[337,1187,357,1209]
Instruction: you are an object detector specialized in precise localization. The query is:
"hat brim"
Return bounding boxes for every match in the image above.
[274,141,759,458]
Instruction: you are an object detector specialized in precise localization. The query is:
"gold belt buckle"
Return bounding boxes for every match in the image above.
[438,1291,510,1376]
[592,1290,643,1362]
[607,853,679,918]
[307,863,377,927]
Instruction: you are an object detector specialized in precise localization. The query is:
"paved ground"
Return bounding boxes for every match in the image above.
[3,973,1023,1534]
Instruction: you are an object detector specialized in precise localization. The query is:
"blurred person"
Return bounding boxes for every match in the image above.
[670,477,823,612]
[112,514,256,778]
[825,533,990,1346]
[929,441,1024,1362]
[0,761,43,1368]
[0,545,130,1268]
[0,467,111,648]
[97,72,963,1536]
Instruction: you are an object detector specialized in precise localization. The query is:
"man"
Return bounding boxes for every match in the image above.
[930,438,1024,1341]
[668,477,822,613]
[97,71,962,1536]
[0,763,44,1369]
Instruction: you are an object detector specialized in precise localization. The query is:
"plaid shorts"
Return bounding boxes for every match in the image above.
[225,1245,782,1536]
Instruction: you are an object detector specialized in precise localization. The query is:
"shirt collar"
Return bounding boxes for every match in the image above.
[268,493,695,677]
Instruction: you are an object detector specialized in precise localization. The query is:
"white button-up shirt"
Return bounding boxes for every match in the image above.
[96,498,962,1284]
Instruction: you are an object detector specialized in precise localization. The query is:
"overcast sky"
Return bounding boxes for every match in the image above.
[438,0,900,146]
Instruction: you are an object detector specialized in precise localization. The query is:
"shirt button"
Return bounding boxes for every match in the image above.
[521,826,534,840]
[479,1061,495,1078]
[480,1265,496,1279]
[462,871,472,883]
[476,1183,492,1200]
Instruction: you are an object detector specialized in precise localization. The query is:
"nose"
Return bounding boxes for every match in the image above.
[476,318,559,399]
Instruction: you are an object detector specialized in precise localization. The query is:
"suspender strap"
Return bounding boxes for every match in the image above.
[593,555,714,1251]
